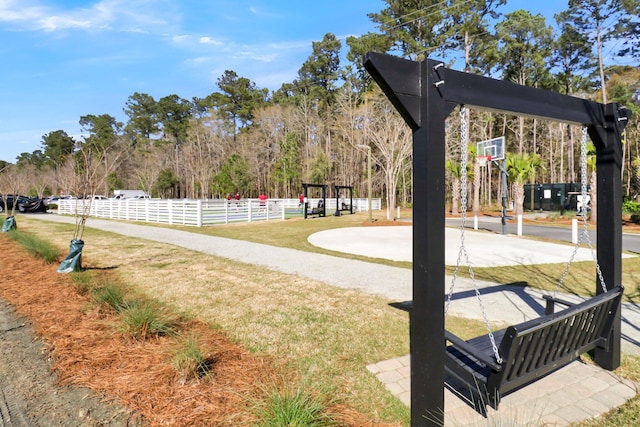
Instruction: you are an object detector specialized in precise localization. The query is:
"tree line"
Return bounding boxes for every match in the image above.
[1,0,638,220]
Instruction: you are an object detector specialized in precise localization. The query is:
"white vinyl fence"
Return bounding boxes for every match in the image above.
[56,197,381,227]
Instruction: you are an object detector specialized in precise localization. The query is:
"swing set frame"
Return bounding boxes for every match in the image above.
[302,183,327,219]
[364,52,632,426]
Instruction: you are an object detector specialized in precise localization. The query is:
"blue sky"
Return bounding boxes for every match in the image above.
[0,0,569,163]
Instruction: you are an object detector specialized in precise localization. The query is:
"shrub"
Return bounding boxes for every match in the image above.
[623,200,640,214]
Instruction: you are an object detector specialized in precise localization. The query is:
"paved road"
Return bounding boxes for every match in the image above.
[446,216,640,253]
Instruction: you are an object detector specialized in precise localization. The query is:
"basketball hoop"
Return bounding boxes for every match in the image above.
[477,155,492,167]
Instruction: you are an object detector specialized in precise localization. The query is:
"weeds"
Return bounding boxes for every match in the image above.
[7,230,59,263]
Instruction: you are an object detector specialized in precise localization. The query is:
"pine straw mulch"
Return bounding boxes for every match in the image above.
[0,234,379,426]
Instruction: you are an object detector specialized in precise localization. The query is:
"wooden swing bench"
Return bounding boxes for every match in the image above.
[308,202,325,216]
[444,286,624,410]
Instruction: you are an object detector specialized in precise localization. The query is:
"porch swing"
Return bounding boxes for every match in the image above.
[443,107,624,410]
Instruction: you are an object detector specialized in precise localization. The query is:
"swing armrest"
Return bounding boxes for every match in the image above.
[445,330,502,371]
[543,294,576,315]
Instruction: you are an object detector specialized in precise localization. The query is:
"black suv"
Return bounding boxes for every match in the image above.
[0,195,47,213]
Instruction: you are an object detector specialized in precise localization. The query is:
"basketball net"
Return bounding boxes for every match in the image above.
[477,155,492,167]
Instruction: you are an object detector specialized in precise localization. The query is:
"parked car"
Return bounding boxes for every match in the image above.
[45,196,60,205]
[0,195,28,212]
[0,195,48,213]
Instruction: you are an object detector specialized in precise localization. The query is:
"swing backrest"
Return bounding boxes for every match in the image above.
[489,286,623,395]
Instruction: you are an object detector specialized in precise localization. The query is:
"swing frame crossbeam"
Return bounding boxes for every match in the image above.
[363,52,632,426]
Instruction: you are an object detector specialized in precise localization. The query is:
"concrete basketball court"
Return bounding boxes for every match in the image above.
[308,225,604,267]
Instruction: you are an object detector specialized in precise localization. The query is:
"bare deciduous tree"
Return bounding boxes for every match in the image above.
[363,90,413,220]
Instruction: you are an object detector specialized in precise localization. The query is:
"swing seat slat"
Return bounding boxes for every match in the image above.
[444,286,623,410]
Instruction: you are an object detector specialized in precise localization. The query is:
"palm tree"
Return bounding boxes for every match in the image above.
[470,145,481,217]
[446,160,462,215]
[587,141,597,222]
[507,153,542,216]
[446,159,473,215]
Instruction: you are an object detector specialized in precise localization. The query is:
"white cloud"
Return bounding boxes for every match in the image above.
[199,36,222,46]
[125,27,149,34]
[252,53,278,62]
[0,0,47,24]
[0,0,178,33]
[183,56,212,67]
[246,5,280,19]
[237,49,278,63]
[38,15,92,32]
[172,34,189,43]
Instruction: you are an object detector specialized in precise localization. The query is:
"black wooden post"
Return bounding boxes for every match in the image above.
[364,53,457,426]
[411,61,448,424]
[590,103,627,370]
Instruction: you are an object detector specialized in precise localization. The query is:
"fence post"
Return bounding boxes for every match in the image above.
[168,199,173,225]
[517,214,523,236]
[248,199,252,223]
[197,200,203,227]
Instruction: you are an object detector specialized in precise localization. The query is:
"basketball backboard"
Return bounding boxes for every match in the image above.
[476,136,505,161]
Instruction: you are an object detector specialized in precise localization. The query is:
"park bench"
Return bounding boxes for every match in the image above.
[444,286,624,410]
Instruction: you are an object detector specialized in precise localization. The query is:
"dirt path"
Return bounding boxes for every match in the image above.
[0,299,136,426]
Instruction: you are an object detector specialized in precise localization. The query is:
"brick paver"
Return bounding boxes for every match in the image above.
[367,357,638,426]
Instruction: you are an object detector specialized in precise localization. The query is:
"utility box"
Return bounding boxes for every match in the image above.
[523,183,588,212]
